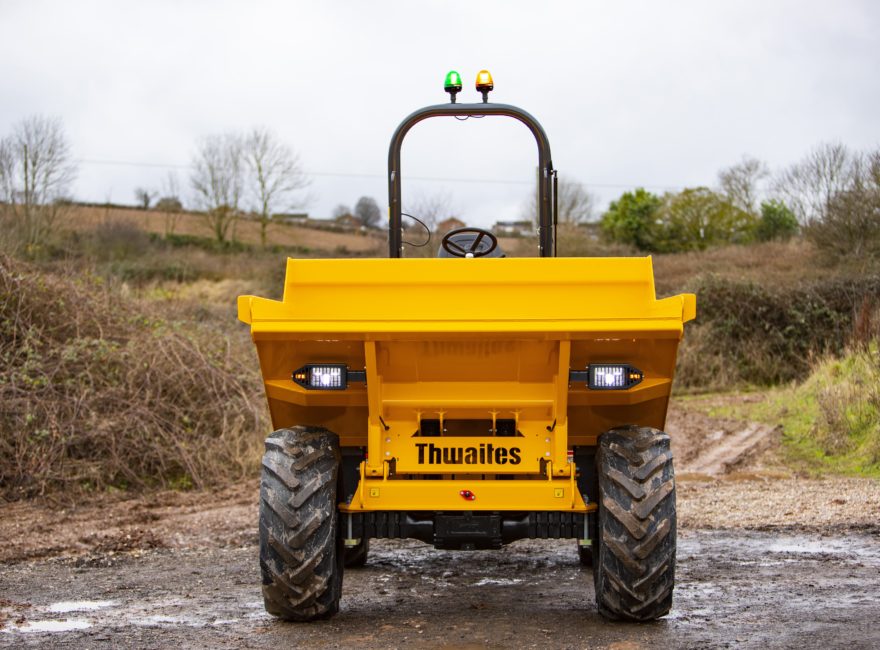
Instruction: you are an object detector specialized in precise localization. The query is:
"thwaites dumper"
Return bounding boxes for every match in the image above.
[238,70,696,622]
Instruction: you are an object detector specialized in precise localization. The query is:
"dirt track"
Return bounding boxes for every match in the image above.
[2,400,880,648]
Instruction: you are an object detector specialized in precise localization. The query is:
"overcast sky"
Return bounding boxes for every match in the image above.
[2,0,878,228]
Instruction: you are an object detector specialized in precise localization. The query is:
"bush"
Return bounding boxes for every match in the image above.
[600,188,662,251]
[656,188,756,252]
[155,197,183,212]
[601,187,758,253]
[0,255,266,498]
[676,274,880,390]
[756,200,799,242]
[87,219,154,261]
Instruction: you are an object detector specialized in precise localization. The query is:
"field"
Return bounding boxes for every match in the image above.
[1,208,879,647]
[67,205,385,255]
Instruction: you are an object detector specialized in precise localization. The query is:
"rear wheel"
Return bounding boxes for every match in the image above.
[578,542,594,567]
[259,426,343,621]
[344,538,369,568]
[594,425,676,621]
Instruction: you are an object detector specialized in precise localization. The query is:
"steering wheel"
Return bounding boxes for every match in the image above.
[441,227,498,258]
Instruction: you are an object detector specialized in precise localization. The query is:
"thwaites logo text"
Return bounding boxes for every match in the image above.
[415,442,522,465]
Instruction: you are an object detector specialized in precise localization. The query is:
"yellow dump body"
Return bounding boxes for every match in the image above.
[239,256,694,514]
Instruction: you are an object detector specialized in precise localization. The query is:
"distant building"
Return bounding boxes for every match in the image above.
[334,214,362,231]
[272,212,309,224]
[437,217,466,233]
[492,220,534,237]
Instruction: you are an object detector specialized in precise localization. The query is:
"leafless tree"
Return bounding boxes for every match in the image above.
[557,177,597,225]
[190,133,244,244]
[243,127,309,247]
[521,176,595,226]
[134,187,157,210]
[332,204,353,219]
[805,148,880,260]
[396,191,457,256]
[0,115,77,247]
[354,196,381,228]
[158,172,182,236]
[774,142,855,224]
[404,190,455,229]
[718,156,769,215]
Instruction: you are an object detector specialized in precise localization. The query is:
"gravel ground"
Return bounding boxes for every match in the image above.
[2,475,878,566]
[2,398,880,647]
[679,476,880,531]
[2,531,879,649]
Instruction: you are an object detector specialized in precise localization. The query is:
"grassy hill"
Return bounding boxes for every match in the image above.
[67,204,386,255]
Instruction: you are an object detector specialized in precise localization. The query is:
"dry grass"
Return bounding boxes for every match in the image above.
[653,239,823,296]
[0,254,267,499]
[68,205,385,254]
[811,347,880,463]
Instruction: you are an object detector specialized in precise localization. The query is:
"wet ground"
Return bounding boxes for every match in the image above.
[3,399,880,648]
[2,530,879,649]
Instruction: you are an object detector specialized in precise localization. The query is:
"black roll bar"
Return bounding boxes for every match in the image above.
[387,102,555,258]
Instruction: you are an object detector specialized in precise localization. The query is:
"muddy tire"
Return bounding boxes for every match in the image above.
[259,426,343,621]
[344,538,369,568]
[594,426,675,621]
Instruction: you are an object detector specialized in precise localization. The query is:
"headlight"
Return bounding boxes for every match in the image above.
[587,364,644,390]
[293,364,348,390]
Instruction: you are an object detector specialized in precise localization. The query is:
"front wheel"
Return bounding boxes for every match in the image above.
[259,426,343,621]
[593,426,676,621]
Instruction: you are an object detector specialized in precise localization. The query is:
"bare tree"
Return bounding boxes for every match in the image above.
[354,196,381,228]
[718,156,768,214]
[243,127,309,247]
[134,187,157,210]
[774,142,855,224]
[522,176,595,226]
[0,115,77,246]
[190,133,244,244]
[157,172,182,236]
[404,190,455,229]
[805,148,880,260]
[332,204,353,219]
[557,177,596,225]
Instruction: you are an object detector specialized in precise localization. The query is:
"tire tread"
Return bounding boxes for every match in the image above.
[594,426,676,621]
[259,426,343,622]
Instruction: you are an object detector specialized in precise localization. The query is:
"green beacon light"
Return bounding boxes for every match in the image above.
[444,70,462,103]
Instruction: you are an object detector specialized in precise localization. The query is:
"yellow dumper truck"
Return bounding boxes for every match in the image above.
[237,70,695,622]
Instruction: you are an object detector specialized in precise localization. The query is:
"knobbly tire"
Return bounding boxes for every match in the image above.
[593,425,676,621]
[344,538,369,568]
[259,426,344,621]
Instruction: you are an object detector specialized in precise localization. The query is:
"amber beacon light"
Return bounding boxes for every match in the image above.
[475,69,494,102]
